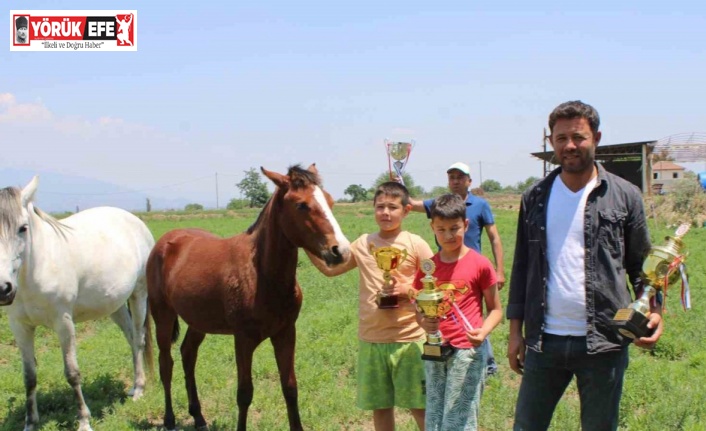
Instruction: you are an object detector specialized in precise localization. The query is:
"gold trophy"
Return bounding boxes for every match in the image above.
[410,259,454,361]
[385,140,414,185]
[610,223,691,339]
[369,244,408,309]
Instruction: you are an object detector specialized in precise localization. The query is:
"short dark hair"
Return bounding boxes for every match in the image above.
[374,181,410,206]
[430,194,466,221]
[548,100,600,134]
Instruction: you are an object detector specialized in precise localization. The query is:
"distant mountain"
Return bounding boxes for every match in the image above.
[0,168,191,213]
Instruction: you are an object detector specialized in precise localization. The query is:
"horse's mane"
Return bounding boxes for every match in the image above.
[0,187,22,238]
[287,165,321,189]
[246,165,321,234]
[0,186,70,239]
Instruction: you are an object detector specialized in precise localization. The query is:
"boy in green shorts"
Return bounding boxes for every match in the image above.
[307,182,433,431]
[414,194,503,431]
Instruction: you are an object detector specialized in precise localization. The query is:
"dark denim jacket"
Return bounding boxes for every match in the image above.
[507,164,651,353]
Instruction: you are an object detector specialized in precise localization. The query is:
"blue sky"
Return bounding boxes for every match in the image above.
[2,1,706,208]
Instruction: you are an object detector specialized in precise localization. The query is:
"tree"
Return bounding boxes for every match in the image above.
[429,186,448,197]
[184,203,204,211]
[371,172,424,197]
[515,176,540,193]
[344,184,368,202]
[237,168,270,208]
[480,179,502,193]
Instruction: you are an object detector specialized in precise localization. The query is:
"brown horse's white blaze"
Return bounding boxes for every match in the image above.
[312,185,350,265]
[147,163,350,431]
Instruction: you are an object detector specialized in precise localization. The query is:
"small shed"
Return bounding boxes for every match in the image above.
[532,140,657,193]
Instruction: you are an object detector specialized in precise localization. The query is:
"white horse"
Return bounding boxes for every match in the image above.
[0,177,155,431]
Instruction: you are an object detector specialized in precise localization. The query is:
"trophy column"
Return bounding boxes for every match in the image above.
[369,245,408,309]
[411,259,454,361]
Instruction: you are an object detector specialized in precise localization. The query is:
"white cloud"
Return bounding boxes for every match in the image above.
[0,93,53,123]
[0,93,205,201]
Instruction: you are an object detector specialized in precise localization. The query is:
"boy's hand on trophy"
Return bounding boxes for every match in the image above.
[466,328,487,347]
[634,311,663,349]
[419,316,440,333]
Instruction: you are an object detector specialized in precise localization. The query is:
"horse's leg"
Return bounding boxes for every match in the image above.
[54,315,93,431]
[153,307,179,431]
[180,327,208,430]
[109,304,144,399]
[8,320,39,431]
[234,335,260,431]
[271,324,303,431]
[127,278,150,399]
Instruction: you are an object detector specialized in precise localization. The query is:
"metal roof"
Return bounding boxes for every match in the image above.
[531,140,657,164]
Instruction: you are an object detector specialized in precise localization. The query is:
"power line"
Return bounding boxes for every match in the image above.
[40,174,215,196]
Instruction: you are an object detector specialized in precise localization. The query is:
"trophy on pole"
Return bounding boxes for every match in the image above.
[369,244,408,309]
[610,223,691,339]
[409,259,455,361]
[385,140,414,185]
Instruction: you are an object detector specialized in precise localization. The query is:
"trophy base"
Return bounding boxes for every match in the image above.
[376,294,399,309]
[421,343,454,362]
[610,308,654,339]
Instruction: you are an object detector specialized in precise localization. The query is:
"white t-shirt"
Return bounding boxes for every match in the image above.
[544,175,597,336]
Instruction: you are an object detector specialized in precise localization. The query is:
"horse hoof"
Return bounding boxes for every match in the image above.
[196,426,209,431]
[129,387,145,400]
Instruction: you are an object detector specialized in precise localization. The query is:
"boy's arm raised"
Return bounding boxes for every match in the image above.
[304,249,357,277]
[408,197,426,213]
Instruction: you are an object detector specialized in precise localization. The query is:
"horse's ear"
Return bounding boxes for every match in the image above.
[261,167,289,188]
[21,176,39,207]
[306,163,318,175]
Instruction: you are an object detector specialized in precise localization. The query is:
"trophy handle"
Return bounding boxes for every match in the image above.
[399,249,408,264]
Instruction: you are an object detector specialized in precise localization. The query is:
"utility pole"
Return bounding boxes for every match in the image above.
[215,172,219,209]
[478,161,483,186]
[543,128,550,177]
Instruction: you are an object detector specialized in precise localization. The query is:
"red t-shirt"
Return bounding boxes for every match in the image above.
[414,250,497,348]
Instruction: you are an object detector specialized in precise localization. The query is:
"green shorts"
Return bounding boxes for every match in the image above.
[357,339,426,410]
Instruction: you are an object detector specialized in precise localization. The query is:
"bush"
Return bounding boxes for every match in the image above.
[646,178,706,227]
[184,203,204,211]
[226,199,248,210]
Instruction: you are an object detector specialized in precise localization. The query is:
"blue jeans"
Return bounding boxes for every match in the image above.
[425,342,486,431]
[513,334,629,431]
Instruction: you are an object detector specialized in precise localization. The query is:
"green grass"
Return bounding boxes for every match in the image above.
[0,202,705,430]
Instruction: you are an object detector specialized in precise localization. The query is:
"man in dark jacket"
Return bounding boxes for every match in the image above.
[506,100,661,431]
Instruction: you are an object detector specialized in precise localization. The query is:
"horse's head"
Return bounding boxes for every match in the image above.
[262,164,351,266]
[0,176,38,305]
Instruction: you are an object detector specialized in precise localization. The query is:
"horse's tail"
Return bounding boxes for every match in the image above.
[143,302,154,376]
[146,240,180,347]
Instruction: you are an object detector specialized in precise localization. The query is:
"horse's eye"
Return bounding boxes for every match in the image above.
[18,224,28,234]
[296,202,310,211]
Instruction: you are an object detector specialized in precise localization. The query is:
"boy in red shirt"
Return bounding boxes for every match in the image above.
[415,193,503,431]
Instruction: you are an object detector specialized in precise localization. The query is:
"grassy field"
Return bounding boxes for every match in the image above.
[0,198,705,430]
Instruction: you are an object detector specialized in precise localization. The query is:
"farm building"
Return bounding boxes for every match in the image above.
[531,137,706,195]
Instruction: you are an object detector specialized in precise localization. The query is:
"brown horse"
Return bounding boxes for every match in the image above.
[147,164,351,431]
